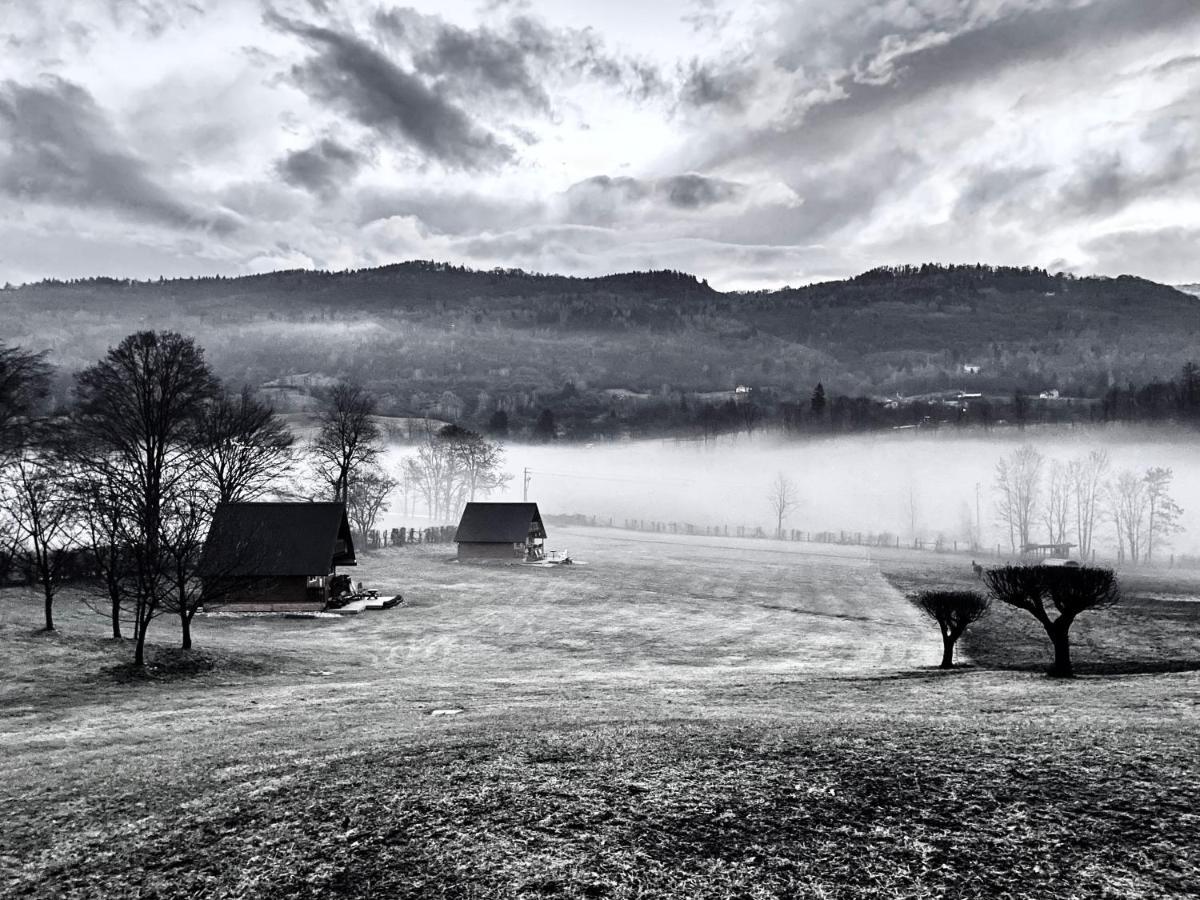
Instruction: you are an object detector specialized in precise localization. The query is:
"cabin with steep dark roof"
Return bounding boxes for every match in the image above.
[454,502,546,562]
[199,502,356,611]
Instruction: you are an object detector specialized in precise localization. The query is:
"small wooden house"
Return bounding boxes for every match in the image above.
[199,502,356,611]
[454,502,546,562]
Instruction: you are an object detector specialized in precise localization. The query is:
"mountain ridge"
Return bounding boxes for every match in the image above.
[3,261,1197,421]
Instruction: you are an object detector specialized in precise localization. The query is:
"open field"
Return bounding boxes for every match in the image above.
[3,527,1200,898]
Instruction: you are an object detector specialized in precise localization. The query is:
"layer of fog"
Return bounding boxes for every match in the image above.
[381,427,1200,558]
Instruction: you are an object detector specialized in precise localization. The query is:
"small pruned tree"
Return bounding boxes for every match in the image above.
[984,565,1120,678]
[913,590,990,669]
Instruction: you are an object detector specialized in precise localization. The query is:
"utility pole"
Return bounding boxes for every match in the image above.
[523,467,531,502]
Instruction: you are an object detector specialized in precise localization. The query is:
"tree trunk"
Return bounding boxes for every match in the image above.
[1047,622,1073,678]
[134,597,150,667]
[940,633,955,669]
[110,593,122,640]
[134,622,148,667]
[181,610,192,650]
[42,583,54,632]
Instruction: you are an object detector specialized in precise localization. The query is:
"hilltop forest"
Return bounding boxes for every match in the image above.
[2,262,1198,439]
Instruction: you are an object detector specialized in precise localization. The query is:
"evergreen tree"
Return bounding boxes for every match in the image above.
[533,409,557,442]
[810,382,826,417]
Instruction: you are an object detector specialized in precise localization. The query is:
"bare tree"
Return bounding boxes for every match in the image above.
[1143,467,1183,564]
[1068,450,1108,560]
[405,427,458,521]
[75,470,132,639]
[985,565,1120,677]
[1107,470,1147,564]
[158,478,219,650]
[453,429,512,502]
[912,590,990,669]
[0,343,51,457]
[767,472,798,538]
[994,445,1043,552]
[72,331,217,666]
[402,425,509,522]
[6,452,78,631]
[195,387,294,503]
[346,465,397,544]
[1042,459,1071,546]
[311,382,381,502]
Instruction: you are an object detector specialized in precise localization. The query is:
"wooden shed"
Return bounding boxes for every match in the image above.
[199,502,356,611]
[454,502,546,562]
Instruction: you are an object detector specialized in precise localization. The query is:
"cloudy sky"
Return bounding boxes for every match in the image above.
[2,0,1199,289]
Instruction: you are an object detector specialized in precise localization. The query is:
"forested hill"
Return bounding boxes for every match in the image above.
[2,261,1197,425]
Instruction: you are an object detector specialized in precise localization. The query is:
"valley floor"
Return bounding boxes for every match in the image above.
[2,528,1198,898]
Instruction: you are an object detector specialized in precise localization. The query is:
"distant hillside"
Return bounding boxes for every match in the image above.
[2,261,1198,427]
[1176,283,1200,298]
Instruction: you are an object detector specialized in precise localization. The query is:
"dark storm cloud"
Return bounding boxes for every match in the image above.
[407,17,553,111]
[276,138,365,196]
[564,173,745,224]
[373,7,668,108]
[268,13,514,170]
[0,76,237,232]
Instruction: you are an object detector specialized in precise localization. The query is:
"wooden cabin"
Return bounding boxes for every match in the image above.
[199,502,356,611]
[454,502,546,562]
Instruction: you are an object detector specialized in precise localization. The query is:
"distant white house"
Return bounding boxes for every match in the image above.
[1039,389,1061,400]
[962,363,982,375]
[734,385,753,395]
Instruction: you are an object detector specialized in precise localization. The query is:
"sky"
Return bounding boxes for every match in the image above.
[2,0,1199,290]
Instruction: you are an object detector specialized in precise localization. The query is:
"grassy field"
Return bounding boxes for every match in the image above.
[2,527,1199,898]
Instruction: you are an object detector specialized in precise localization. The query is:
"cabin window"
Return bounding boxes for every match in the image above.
[306,575,327,589]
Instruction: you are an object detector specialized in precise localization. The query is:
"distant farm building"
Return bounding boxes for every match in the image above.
[199,502,357,611]
[962,363,982,375]
[455,502,547,562]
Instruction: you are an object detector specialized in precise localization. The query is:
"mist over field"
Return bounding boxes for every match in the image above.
[384,428,1200,557]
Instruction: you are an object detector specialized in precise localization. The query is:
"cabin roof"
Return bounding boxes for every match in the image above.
[200,501,356,577]
[454,502,546,543]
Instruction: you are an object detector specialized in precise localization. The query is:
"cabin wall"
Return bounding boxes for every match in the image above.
[206,575,324,611]
[458,542,525,561]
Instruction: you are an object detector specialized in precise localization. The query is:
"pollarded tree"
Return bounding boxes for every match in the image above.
[984,565,1120,678]
[913,590,990,669]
